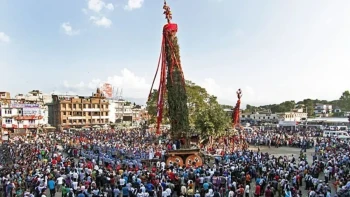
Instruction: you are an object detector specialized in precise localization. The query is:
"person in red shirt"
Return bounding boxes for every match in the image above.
[255,184,261,197]
[264,186,272,197]
[51,158,57,165]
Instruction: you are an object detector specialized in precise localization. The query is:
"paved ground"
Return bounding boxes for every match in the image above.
[248,146,333,196]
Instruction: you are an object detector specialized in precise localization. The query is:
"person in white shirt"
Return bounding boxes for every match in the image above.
[228,189,235,197]
[245,185,250,197]
[72,180,78,192]
[165,187,172,197]
[137,189,150,197]
[120,178,125,186]
[56,176,64,192]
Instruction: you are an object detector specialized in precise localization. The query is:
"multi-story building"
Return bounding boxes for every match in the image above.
[1,101,44,134]
[240,110,279,124]
[314,103,332,117]
[50,88,110,130]
[277,110,308,122]
[14,90,52,125]
[0,92,11,102]
[108,99,145,126]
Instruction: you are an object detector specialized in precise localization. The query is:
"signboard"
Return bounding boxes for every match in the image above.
[101,83,113,98]
[23,108,40,116]
[10,103,40,108]
[2,135,8,141]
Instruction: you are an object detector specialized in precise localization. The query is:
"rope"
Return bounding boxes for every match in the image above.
[156,35,167,134]
[148,36,165,101]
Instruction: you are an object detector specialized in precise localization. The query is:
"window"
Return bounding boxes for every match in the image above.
[63,120,67,123]
[5,119,12,124]
[63,112,66,115]
[5,109,12,114]
[29,120,35,124]
[18,109,22,115]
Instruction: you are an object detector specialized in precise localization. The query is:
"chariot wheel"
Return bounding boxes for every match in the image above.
[166,156,184,166]
[185,154,203,167]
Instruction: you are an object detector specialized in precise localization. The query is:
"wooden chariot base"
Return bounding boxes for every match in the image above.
[166,148,203,167]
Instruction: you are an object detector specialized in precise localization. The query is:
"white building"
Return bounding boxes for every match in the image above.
[14,90,52,125]
[108,99,145,126]
[314,103,332,117]
[1,102,45,134]
[277,111,308,122]
[240,111,279,123]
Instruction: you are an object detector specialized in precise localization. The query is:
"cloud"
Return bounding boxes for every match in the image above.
[61,22,80,36]
[124,0,144,11]
[200,78,235,101]
[88,0,114,12]
[199,78,256,104]
[105,3,114,10]
[90,16,112,28]
[0,32,10,43]
[82,8,88,14]
[62,68,150,98]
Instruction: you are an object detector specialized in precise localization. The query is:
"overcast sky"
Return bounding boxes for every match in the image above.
[1,0,349,106]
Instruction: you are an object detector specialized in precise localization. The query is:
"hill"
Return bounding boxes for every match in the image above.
[244,91,350,117]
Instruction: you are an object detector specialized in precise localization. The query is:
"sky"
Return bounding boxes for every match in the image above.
[1,0,350,106]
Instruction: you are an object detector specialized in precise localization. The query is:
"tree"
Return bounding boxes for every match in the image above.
[195,96,230,138]
[339,91,350,110]
[146,89,160,124]
[186,80,210,127]
[146,81,230,138]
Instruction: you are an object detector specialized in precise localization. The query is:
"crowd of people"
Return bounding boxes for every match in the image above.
[0,128,348,197]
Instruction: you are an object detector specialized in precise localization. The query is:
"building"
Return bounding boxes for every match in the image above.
[50,88,110,130]
[276,111,308,122]
[314,103,332,117]
[343,111,350,117]
[108,99,145,126]
[14,90,52,125]
[0,92,11,102]
[240,110,279,124]
[333,107,342,113]
[1,101,45,134]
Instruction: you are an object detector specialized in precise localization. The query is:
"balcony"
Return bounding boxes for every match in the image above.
[1,124,12,128]
[28,124,38,128]
[1,114,13,118]
[67,116,85,120]
[92,116,109,119]
[83,108,100,112]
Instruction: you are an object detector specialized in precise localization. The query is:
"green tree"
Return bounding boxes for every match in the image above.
[339,90,350,110]
[195,96,230,138]
[164,26,190,141]
[146,89,160,124]
[186,80,210,127]
[146,81,230,138]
